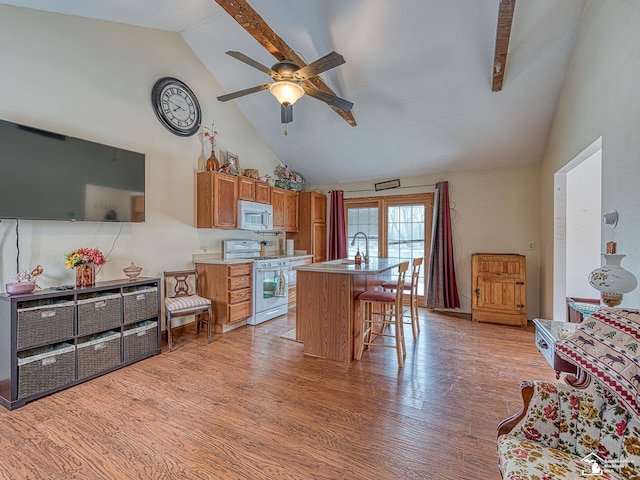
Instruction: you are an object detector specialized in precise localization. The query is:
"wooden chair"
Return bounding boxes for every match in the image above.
[355,261,409,368]
[163,270,212,351]
[381,257,423,339]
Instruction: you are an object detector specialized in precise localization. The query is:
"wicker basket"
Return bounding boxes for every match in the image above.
[77,293,122,336]
[17,300,75,350]
[17,343,75,399]
[123,287,158,325]
[124,320,158,362]
[77,331,121,380]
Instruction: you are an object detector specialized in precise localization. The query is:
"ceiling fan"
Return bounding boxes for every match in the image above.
[216,50,354,125]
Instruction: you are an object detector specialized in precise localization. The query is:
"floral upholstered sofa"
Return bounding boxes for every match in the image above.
[497,379,640,479]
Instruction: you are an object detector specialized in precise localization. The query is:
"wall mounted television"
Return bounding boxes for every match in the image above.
[0,118,145,222]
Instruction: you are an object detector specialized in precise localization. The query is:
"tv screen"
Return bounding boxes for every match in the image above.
[0,118,145,222]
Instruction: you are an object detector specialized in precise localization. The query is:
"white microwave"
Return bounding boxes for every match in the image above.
[238,200,273,231]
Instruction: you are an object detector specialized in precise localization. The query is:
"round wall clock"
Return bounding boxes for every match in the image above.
[151,77,202,137]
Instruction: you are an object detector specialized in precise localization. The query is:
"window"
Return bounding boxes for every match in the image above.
[344,193,433,300]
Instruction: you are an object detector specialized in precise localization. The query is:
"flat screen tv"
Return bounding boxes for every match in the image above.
[0,118,145,222]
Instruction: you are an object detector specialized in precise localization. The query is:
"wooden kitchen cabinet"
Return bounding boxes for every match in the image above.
[255,181,271,204]
[471,253,527,327]
[238,176,255,201]
[196,262,252,333]
[289,191,327,262]
[271,187,299,232]
[196,171,238,228]
[237,176,271,204]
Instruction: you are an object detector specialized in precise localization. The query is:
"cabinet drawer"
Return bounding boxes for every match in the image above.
[228,264,252,277]
[229,288,251,304]
[229,275,251,290]
[228,301,251,323]
[535,328,554,367]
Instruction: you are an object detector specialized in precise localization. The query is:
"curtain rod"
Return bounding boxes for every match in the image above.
[329,183,438,193]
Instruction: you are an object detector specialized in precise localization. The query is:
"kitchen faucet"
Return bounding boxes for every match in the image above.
[351,231,370,264]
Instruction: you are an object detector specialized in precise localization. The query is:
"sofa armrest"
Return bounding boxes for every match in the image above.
[497,380,535,437]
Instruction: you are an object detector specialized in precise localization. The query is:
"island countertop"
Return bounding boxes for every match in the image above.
[295,257,407,363]
[294,257,405,275]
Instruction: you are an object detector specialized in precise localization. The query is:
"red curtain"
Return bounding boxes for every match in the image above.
[426,181,461,309]
[328,190,347,260]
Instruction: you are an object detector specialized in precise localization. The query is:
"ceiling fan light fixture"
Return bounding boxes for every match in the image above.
[269,81,304,105]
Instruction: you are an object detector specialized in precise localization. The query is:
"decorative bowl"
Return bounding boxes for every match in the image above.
[6,281,36,295]
[123,262,142,280]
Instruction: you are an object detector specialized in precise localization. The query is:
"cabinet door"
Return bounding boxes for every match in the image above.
[196,172,237,228]
[271,188,286,230]
[471,254,526,326]
[214,173,238,228]
[238,176,255,201]
[312,192,326,223]
[284,190,299,232]
[255,181,271,204]
[312,222,327,262]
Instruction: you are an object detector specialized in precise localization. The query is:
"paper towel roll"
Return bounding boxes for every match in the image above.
[286,239,294,255]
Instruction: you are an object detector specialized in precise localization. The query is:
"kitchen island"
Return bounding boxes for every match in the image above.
[294,258,405,363]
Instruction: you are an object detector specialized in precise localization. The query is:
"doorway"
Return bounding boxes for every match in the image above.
[345,193,434,302]
[553,137,602,320]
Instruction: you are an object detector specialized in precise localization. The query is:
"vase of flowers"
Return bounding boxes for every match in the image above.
[274,164,293,189]
[65,247,106,288]
[201,122,219,172]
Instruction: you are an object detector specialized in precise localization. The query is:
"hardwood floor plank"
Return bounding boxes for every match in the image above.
[0,309,556,479]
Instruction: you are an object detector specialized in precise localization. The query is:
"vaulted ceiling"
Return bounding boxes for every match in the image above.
[0,0,585,185]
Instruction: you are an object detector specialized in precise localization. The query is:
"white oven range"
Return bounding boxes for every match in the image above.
[223,240,289,325]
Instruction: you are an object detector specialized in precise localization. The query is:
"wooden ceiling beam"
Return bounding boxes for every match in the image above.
[214,0,357,126]
[492,0,516,92]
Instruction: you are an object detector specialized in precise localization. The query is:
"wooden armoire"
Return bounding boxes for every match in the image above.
[471,253,527,327]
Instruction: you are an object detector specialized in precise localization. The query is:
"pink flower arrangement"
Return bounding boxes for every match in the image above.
[65,247,106,269]
[201,122,218,150]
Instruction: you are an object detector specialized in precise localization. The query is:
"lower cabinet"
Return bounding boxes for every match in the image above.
[196,262,252,333]
[0,278,161,410]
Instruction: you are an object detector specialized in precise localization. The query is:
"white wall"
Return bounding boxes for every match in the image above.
[565,150,601,298]
[541,1,640,316]
[315,163,542,318]
[0,6,282,289]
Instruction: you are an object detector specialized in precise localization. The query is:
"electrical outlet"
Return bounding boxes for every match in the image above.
[528,242,535,251]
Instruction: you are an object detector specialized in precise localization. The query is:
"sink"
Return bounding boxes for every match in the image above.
[340,260,355,265]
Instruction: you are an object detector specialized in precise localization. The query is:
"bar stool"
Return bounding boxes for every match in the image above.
[381,257,423,339]
[355,261,409,368]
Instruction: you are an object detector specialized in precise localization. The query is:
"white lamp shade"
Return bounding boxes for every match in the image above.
[269,81,304,105]
[588,254,638,307]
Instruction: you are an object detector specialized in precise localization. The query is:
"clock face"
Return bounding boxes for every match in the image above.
[151,77,202,136]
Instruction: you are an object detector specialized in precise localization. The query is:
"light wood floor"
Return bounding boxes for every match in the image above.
[0,308,557,480]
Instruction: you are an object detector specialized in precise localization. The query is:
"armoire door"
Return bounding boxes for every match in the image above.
[471,253,527,327]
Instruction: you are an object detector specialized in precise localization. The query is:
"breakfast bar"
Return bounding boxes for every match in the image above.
[294,258,405,363]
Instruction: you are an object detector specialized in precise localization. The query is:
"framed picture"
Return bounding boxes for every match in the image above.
[223,151,239,176]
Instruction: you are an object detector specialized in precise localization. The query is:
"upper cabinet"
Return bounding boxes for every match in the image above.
[196,171,238,228]
[272,187,299,232]
[196,172,297,231]
[238,176,271,204]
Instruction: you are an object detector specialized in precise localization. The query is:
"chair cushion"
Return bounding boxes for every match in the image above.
[498,434,629,479]
[165,294,211,312]
[358,290,396,303]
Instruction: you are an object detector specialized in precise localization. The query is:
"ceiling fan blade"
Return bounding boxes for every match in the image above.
[281,104,293,124]
[301,85,353,111]
[225,51,278,77]
[217,84,270,102]
[293,51,345,80]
